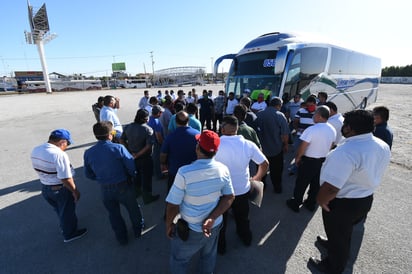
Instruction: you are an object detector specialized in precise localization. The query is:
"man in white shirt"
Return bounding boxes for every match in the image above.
[215,116,268,254]
[100,95,122,140]
[325,101,344,147]
[31,129,87,243]
[286,106,336,212]
[251,92,267,113]
[309,110,391,274]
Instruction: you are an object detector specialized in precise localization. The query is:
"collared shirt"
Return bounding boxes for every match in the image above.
[237,121,261,148]
[100,106,122,137]
[139,96,149,109]
[215,135,267,195]
[161,126,199,176]
[320,133,391,198]
[328,113,344,145]
[251,101,267,112]
[166,158,234,232]
[374,122,393,149]
[168,114,202,133]
[295,108,315,135]
[256,107,290,157]
[148,116,164,144]
[299,122,336,158]
[213,95,225,114]
[84,140,136,185]
[288,100,303,120]
[122,122,154,155]
[225,98,238,115]
[31,143,74,185]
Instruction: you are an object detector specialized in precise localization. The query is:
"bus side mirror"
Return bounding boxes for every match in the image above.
[274,46,288,74]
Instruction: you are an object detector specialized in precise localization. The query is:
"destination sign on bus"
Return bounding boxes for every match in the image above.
[263,59,275,68]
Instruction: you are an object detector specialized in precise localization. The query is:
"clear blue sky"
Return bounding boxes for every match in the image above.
[1,0,411,77]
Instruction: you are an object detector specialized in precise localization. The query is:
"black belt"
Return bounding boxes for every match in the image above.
[43,184,63,190]
[302,156,326,161]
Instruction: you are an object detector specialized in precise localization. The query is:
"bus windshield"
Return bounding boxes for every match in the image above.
[226,51,282,99]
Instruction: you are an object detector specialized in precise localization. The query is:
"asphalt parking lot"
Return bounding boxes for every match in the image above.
[0,84,411,273]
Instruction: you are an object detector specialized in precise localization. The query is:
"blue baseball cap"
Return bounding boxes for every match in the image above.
[50,129,73,145]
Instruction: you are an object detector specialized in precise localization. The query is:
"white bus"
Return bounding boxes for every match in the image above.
[117,78,151,89]
[214,32,381,113]
[25,79,102,92]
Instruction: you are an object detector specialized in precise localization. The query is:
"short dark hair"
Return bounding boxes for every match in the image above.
[318,91,328,100]
[234,104,247,122]
[373,106,390,121]
[325,101,338,112]
[305,96,317,104]
[222,115,238,127]
[134,109,149,124]
[186,103,198,115]
[316,105,330,119]
[240,97,252,108]
[269,97,282,107]
[174,102,185,113]
[97,96,104,103]
[103,95,114,106]
[343,110,374,135]
[148,96,158,104]
[93,121,113,141]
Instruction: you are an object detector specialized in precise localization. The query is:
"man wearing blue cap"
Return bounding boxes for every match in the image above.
[31,129,87,243]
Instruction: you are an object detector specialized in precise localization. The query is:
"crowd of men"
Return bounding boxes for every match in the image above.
[31,88,394,274]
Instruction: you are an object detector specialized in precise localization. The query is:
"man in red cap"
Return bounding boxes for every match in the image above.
[165,130,235,274]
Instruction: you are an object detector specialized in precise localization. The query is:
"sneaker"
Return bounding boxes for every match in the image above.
[64,228,88,243]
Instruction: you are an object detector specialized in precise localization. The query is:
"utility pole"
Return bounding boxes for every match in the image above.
[150,51,155,86]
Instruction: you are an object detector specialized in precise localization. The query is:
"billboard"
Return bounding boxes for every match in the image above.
[112,62,126,71]
[28,3,50,32]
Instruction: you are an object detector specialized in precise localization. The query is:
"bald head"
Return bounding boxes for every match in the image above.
[176,111,189,126]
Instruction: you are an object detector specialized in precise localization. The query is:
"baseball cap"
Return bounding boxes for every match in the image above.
[195,130,220,152]
[152,105,164,115]
[50,129,73,145]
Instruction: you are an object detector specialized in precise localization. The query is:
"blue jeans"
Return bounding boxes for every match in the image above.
[101,181,143,242]
[42,185,78,239]
[170,223,222,274]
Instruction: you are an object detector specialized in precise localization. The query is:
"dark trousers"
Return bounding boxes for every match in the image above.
[264,152,284,192]
[293,156,325,205]
[134,156,154,194]
[218,192,251,246]
[42,185,78,239]
[212,113,223,132]
[322,195,373,274]
[101,182,143,242]
[200,114,212,130]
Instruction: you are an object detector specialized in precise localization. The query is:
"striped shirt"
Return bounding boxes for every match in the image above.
[295,108,315,135]
[166,158,234,232]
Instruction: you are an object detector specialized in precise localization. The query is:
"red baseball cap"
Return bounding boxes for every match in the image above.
[196,130,220,152]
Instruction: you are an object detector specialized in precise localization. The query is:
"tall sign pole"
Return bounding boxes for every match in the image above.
[25,1,56,93]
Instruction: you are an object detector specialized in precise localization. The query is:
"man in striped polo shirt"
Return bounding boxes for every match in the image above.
[165,130,235,274]
[288,96,317,175]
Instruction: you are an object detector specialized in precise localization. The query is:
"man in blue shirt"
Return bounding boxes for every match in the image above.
[160,111,200,191]
[165,130,235,274]
[373,106,393,149]
[84,121,143,245]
